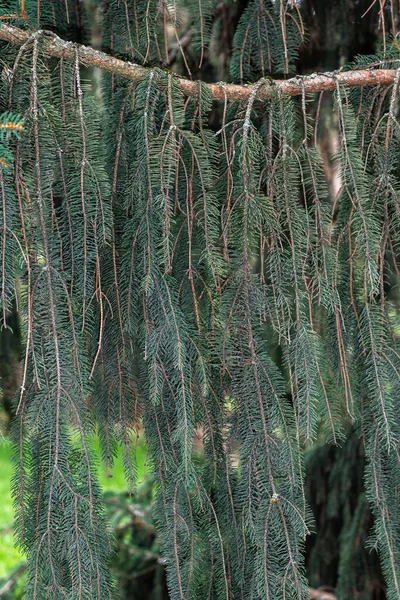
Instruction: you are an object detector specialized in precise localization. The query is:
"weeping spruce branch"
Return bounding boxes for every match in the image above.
[0,24,399,100]
[2,3,400,600]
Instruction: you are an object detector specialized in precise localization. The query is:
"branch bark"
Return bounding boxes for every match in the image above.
[0,24,398,101]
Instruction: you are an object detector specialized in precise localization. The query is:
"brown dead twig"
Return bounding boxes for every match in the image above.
[0,24,399,102]
[309,588,336,600]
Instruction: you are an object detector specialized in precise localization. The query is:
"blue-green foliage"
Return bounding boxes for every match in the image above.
[0,111,23,323]
[1,1,400,600]
[230,0,304,81]
[1,15,115,597]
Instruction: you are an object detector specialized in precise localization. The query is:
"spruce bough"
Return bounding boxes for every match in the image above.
[1,1,400,598]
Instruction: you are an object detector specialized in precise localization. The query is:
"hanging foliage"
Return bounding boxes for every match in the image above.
[1,1,400,599]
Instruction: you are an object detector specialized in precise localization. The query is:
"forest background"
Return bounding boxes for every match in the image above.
[0,1,399,599]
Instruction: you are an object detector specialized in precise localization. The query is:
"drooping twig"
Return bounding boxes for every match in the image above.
[0,23,399,101]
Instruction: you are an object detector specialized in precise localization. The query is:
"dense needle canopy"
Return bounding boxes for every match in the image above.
[0,1,400,599]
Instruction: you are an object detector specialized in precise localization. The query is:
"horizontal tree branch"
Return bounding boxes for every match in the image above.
[0,24,398,101]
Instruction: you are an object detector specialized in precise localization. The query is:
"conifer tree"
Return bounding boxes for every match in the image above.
[0,1,400,598]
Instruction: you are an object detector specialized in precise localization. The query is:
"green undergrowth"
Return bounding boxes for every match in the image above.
[0,441,22,578]
[0,434,150,579]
